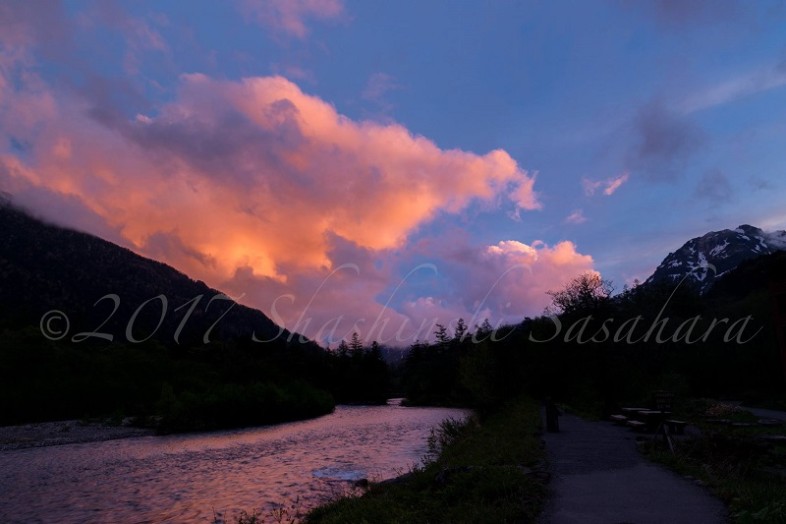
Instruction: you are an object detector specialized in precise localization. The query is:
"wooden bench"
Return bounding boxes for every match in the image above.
[627,420,647,432]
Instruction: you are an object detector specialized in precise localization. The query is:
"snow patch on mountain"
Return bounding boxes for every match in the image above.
[709,240,729,257]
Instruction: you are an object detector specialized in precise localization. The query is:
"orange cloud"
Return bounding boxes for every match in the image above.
[0,63,548,341]
[0,2,605,346]
[3,72,539,277]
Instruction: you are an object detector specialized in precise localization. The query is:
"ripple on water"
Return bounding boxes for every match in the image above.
[311,465,367,481]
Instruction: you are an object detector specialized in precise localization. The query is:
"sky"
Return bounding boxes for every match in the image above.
[2,0,786,346]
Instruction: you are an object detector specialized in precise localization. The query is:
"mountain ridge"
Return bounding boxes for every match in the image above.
[645,224,786,293]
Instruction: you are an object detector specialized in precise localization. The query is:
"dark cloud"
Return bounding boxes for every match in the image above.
[628,100,705,181]
[125,99,304,189]
[83,75,152,127]
[0,0,74,60]
[694,168,733,202]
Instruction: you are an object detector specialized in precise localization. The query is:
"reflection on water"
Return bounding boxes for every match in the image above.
[0,401,468,523]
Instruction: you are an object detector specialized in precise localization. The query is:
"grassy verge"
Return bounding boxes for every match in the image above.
[303,396,547,524]
[640,400,786,524]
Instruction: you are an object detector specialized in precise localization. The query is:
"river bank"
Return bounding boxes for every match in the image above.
[0,419,155,451]
[0,400,399,452]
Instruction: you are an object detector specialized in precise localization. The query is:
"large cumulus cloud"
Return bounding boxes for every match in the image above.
[0,3,597,344]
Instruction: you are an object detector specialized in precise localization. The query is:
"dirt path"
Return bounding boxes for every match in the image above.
[539,413,727,524]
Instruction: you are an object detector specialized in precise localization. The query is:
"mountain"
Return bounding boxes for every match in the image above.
[0,200,390,428]
[0,199,299,347]
[645,224,786,293]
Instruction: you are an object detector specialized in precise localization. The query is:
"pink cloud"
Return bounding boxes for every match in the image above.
[603,172,629,195]
[582,172,629,196]
[510,172,542,210]
[396,235,597,334]
[479,240,596,321]
[239,0,344,39]
[565,209,587,224]
[250,234,599,344]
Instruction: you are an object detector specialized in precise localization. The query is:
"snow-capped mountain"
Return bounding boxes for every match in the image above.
[645,224,786,293]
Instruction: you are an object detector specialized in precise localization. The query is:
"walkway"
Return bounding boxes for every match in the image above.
[539,413,727,524]
[745,406,786,421]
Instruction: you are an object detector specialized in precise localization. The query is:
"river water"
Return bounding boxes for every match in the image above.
[0,401,468,523]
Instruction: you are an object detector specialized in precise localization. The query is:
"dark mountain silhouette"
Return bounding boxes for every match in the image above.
[0,200,299,347]
[646,224,786,293]
[0,200,390,428]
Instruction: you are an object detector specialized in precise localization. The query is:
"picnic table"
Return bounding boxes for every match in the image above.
[637,410,670,432]
[615,407,678,433]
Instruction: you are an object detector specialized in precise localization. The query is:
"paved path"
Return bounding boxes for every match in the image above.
[745,406,786,421]
[539,414,727,524]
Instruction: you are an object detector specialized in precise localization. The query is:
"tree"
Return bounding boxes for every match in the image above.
[475,319,493,341]
[349,332,364,359]
[454,318,468,342]
[547,272,613,315]
[369,340,383,361]
[434,324,450,345]
[337,340,350,359]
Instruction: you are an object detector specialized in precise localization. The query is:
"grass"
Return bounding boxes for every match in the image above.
[640,399,786,524]
[303,396,548,524]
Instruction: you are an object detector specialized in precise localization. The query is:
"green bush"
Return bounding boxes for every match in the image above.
[156,381,334,432]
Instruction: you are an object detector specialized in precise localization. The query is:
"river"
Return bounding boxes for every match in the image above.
[0,401,469,523]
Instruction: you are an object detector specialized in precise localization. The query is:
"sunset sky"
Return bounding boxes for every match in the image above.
[2,0,786,345]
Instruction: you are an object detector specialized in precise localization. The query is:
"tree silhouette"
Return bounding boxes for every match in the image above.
[547,272,613,315]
